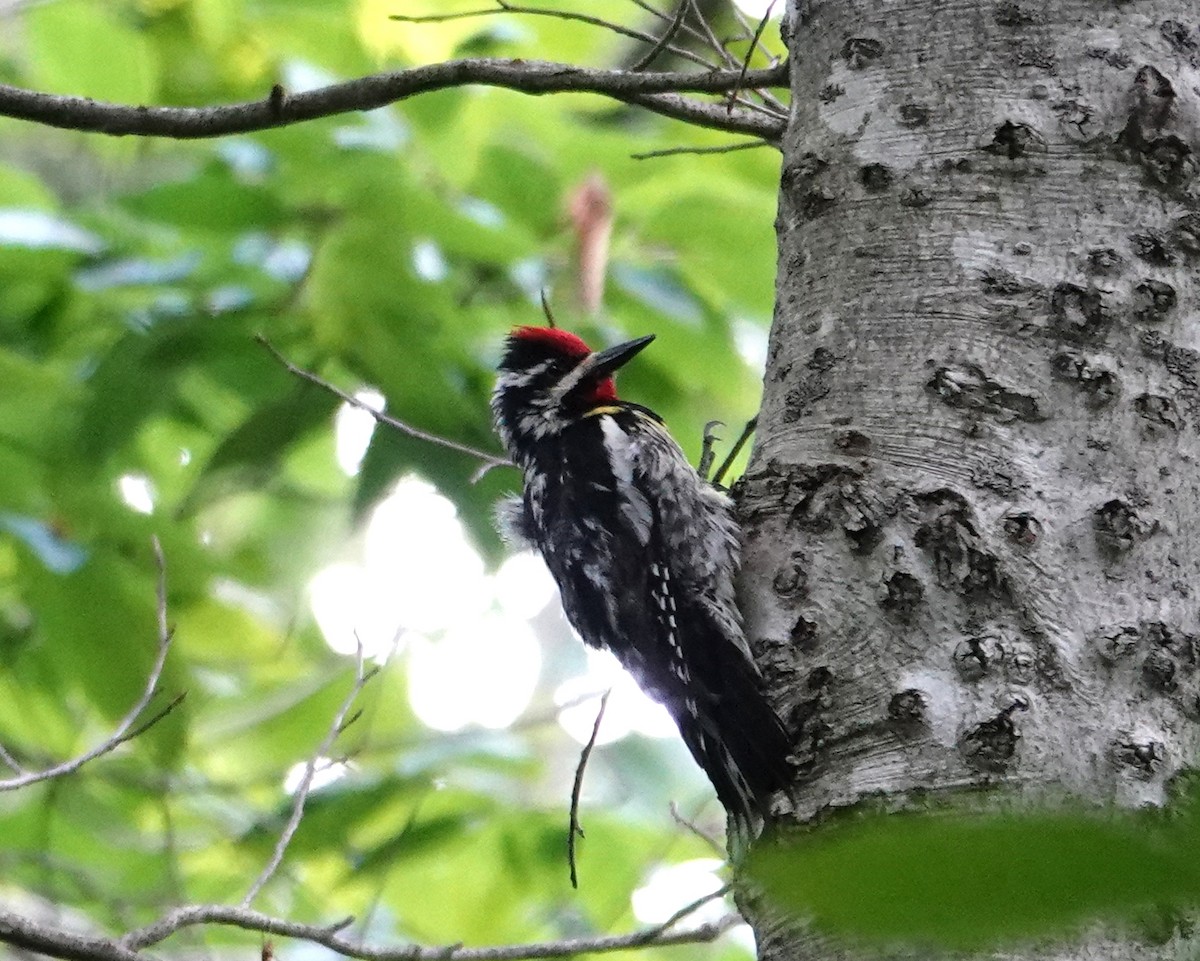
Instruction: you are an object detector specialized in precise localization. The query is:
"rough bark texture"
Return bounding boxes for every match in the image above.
[739,0,1200,956]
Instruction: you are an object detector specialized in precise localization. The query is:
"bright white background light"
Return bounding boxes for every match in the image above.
[334,388,385,475]
[555,648,677,745]
[283,757,351,794]
[118,473,156,514]
[407,614,541,731]
[632,858,729,927]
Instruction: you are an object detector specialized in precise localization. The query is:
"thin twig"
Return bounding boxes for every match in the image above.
[711,415,757,489]
[0,537,180,792]
[626,0,717,52]
[0,60,788,140]
[120,693,188,743]
[241,643,378,907]
[114,902,741,959]
[255,335,513,473]
[625,89,784,138]
[728,1,777,113]
[630,138,772,159]
[629,0,689,71]
[686,0,739,69]
[730,2,778,66]
[674,0,787,119]
[0,742,25,774]
[391,3,713,72]
[726,5,788,113]
[669,800,725,855]
[630,885,732,943]
[539,289,557,328]
[567,689,610,889]
[629,0,786,114]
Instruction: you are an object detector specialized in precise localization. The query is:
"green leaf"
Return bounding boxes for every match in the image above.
[18,544,189,768]
[194,664,357,780]
[626,172,777,313]
[0,165,57,208]
[0,347,75,451]
[748,800,1200,950]
[119,162,287,232]
[179,384,340,515]
[24,1,157,103]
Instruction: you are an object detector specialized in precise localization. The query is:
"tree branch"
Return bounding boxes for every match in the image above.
[0,911,145,961]
[112,902,742,959]
[255,336,513,474]
[629,0,691,71]
[241,643,378,908]
[0,59,788,140]
[626,89,784,139]
[683,0,740,70]
[630,138,771,159]
[728,2,779,112]
[567,690,610,889]
[391,4,715,72]
[0,537,182,792]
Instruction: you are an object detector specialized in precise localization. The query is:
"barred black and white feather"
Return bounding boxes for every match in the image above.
[492,326,792,841]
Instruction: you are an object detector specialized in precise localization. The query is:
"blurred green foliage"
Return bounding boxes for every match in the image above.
[750,788,1200,950]
[0,0,781,956]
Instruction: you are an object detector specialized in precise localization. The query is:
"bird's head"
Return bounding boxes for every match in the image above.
[492,326,654,454]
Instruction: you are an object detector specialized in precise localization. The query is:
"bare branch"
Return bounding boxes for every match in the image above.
[634,884,732,943]
[685,0,740,70]
[0,59,788,140]
[731,1,780,67]
[631,139,772,159]
[625,0,708,49]
[629,1,690,71]
[567,689,610,889]
[0,911,145,961]
[117,902,741,959]
[669,800,725,855]
[728,1,779,113]
[241,643,378,907]
[629,0,787,113]
[391,3,714,72]
[728,2,777,109]
[0,537,181,792]
[0,742,26,774]
[625,90,784,139]
[255,336,513,473]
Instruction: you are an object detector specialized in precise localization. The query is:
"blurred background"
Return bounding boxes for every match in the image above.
[0,1,784,956]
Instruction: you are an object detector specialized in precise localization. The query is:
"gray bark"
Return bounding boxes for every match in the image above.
[739,0,1200,956]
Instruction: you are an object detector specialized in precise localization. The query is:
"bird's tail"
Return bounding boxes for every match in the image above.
[675,655,793,850]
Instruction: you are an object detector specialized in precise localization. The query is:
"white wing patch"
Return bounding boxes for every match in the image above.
[600,415,654,545]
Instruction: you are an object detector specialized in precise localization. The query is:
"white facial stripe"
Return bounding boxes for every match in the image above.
[550,349,606,400]
[497,360,554,389]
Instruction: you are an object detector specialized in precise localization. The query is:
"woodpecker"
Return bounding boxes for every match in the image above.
[492,325,793,840]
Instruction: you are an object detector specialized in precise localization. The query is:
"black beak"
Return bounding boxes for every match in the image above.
[584,334,655,380]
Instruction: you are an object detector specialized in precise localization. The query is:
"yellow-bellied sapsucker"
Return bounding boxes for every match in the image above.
[492,325,792,839]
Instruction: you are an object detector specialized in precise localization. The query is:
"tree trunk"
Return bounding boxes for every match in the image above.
[739,0,1200,956]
